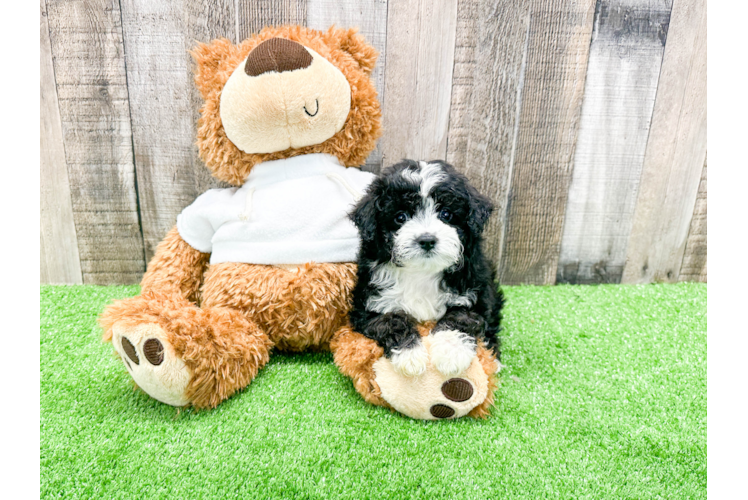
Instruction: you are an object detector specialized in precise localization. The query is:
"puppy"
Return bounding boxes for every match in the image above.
[349,159,504,377]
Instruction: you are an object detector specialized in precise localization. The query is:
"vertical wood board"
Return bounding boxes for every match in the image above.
[238,0,307,40]
[307,0,388,172]
[119,0,236,262]
[499,0,597,285]
[380,0,459,165]
[557,0,672,284]
[679,156,707,282]
[40,0,82,284]
[446,0,531,269]
[622,0,707,283]
[45,0,144,285]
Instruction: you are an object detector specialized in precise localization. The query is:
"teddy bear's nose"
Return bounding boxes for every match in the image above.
[244,38,313,76]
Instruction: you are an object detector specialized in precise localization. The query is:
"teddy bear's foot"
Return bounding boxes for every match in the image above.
[101,292,273,409]
[112,321,192,406]
[372,334,496,420]
[331,326,500,420]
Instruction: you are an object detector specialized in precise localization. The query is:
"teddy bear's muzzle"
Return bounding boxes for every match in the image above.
[220,41,352,155]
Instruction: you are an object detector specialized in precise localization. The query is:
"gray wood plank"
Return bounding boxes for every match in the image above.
[622,0,707,283]
[446,0,483,173]
[307,0,388,172]
[40,0,81,284]
[498,0,597,285]
[119,0,235,261]
[45,0,145,285]
[446,0,531,269]
[40,234,49,283]
[557,0,673,284]
[679,156,706,282]
[380,0,459,165]
[238,0,306,40]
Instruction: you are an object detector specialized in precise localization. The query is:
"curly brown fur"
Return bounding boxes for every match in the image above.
[200,262,357,351]
[139,226,211,301]
[330,326,390,409]
[100,291,273,409]
[191,26,382,186]
[468,343,500,418]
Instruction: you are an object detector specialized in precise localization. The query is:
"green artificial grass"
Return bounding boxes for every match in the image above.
[41,283,706,499]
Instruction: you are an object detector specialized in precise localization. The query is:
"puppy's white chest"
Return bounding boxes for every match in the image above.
[367,266,448,322]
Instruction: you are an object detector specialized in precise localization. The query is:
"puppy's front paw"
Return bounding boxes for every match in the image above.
[430,329,477,376]
[390,341,429,377]
[435,310,486,338]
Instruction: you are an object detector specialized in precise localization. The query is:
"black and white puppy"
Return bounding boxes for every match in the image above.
[349,160,504,377]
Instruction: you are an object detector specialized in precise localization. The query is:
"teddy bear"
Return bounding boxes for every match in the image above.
[99,25,500,419]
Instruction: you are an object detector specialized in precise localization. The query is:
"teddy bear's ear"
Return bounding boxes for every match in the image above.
[328,27,378,74]
[190,38,237,100]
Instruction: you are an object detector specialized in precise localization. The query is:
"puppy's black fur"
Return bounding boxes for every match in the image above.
[349,159,504,360]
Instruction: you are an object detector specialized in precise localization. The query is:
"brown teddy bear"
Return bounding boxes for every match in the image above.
[99,25,499,419]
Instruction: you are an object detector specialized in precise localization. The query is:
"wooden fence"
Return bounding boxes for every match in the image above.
[40,0,707,285]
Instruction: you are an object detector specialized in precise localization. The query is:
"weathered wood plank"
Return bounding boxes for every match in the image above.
[446,0,531,269]
[307,0,388,172]
[238,0,306,40]
[40,0,82,284]
[446,0,483,173]
[498,0,597,285]
[119,0,235,262]
[380,0,459,164]
[679,156,706,282]
[45,0,145,284]
[557,0,672,284]
[41,236,49,283]
[621,0,707,283]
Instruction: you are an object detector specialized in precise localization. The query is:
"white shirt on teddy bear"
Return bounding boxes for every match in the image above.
[177,153,375,265]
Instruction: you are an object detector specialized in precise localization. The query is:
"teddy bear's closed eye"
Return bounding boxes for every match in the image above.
[304,99,319,117]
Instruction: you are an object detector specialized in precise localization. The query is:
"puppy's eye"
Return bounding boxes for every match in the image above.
[438,208,453,222]
[394,212,408,225]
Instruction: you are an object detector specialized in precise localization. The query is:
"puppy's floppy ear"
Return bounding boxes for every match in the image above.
[467,185,494,235]
[350,191,379,242]
[328,27,378,74]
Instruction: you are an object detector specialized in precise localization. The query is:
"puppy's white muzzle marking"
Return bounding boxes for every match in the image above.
[394,201,462,272]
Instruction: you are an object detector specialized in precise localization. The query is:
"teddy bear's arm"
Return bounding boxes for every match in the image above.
[140,226,211,303]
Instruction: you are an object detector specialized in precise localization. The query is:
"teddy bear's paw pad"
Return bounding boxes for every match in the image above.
[112,322,192,407]
[429,404,456,418]
[426,379,474,418]
[441,378,474,402]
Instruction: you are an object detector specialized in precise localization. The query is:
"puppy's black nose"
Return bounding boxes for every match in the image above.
[416,234,437,251]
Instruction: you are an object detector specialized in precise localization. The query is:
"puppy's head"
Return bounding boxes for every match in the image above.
[352,160,493,271]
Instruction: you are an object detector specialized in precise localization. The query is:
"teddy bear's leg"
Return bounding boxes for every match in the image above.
[198,261,358,352]
[100,227,273,408]
[330,324,501,419]
[330,325,391,409]
[101,292,273,408]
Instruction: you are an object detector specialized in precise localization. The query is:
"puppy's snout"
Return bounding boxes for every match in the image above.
[416,234,437,251]
[245,38,313,76]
